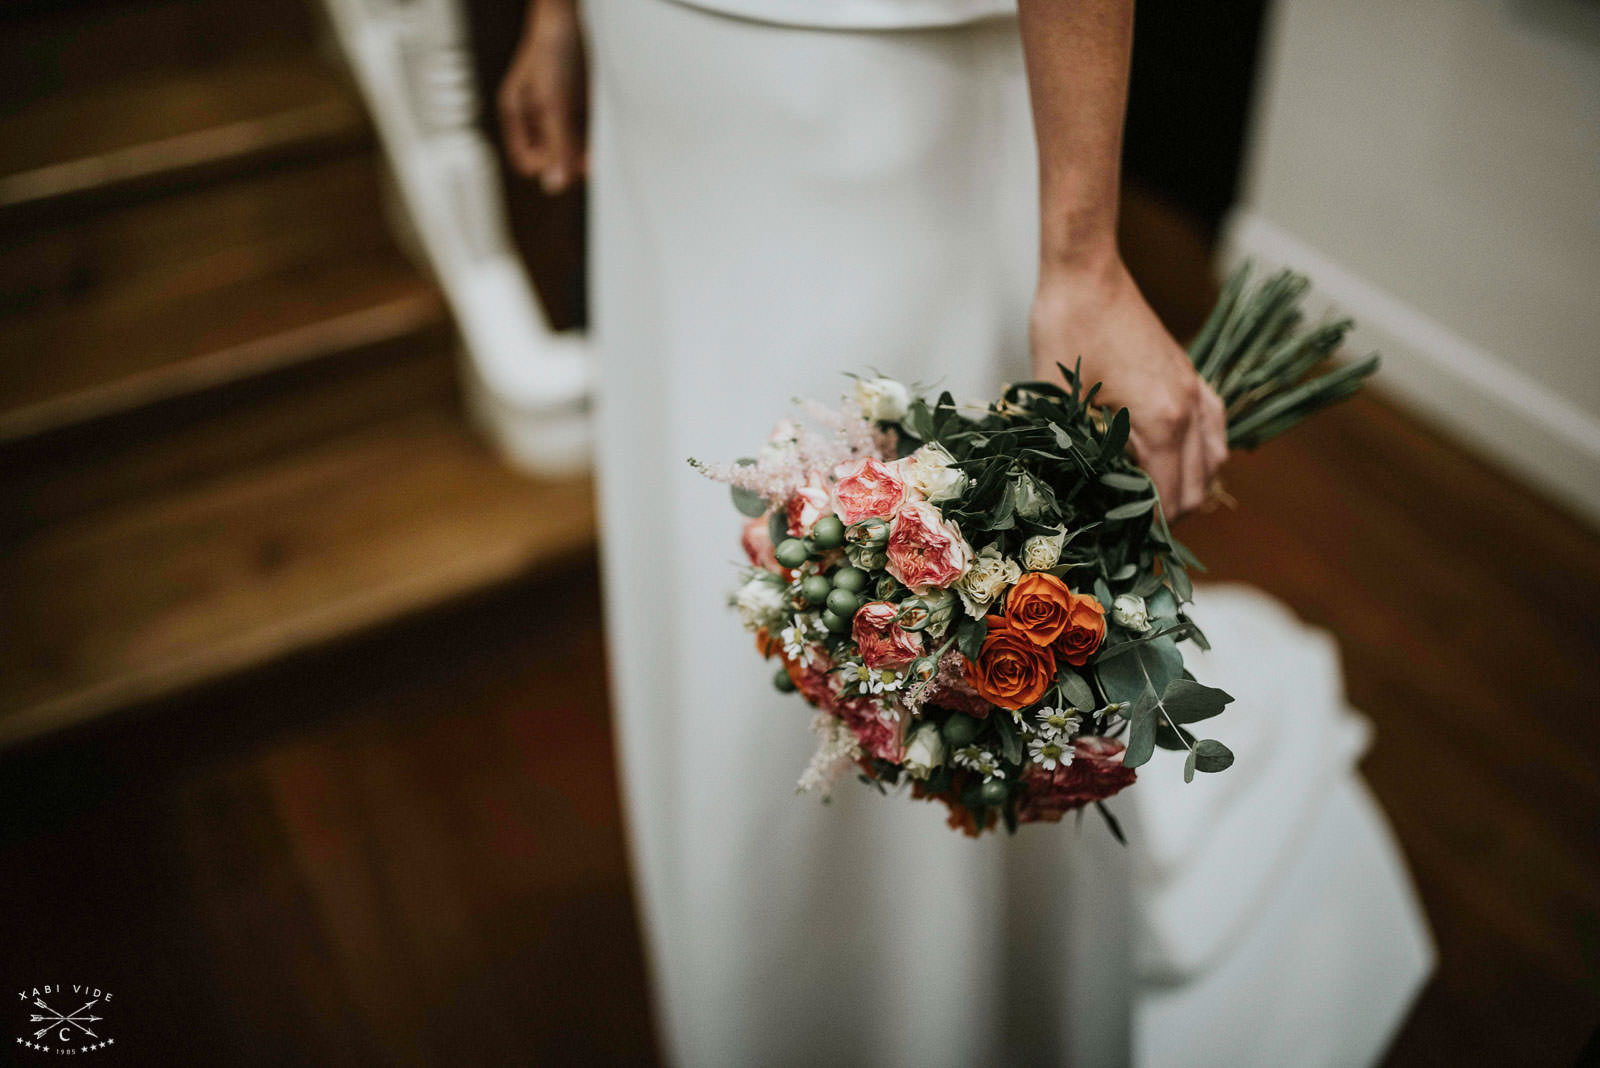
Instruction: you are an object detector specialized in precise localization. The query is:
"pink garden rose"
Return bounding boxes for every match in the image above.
[742,516,780,572]
[1016,736,1137,823]
[838,699,904,764]
[851,601,925,669]
[786,471,833,537]
[885,501,972,592]
[832,457,906,525]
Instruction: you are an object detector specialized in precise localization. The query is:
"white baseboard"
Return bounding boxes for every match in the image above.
[1219,209,1600,528]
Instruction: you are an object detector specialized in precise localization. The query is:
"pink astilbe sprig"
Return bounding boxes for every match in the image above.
[691,395,885,506]
[902,647,991,719]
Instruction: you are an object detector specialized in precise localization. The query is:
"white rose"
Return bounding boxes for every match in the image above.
[855,377,911,422]
[1112,593,1152,632]
[735,574,789,631]
[955,544,1022,619]
[1021,527,1067,570]
[903,722,946,779]
[902,444,968,502]
[1012,474,1048,520]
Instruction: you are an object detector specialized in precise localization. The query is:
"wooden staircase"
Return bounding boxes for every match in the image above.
[0,0,596,747]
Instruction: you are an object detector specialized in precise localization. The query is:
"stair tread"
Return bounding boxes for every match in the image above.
[0,250,442,440]
[0,152,438,438]
[0,53,367,214]
[0,409,596,743]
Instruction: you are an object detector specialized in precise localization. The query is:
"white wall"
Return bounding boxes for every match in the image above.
[1223,0,1600,523]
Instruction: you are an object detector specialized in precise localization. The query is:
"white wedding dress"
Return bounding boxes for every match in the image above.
[585,2,1433,1064]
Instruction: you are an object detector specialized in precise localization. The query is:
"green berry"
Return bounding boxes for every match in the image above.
[811,515,846,549]
[773,667,797,693]
[775,538,810,569]
[941,713,979,748]
[831,566,869,593]
[800,575,832,605]
[821,609,850,633]
[825,589,859,618]
[980,779,1009,806]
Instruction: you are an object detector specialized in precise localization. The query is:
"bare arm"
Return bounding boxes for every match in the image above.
[1018,0,1226,516]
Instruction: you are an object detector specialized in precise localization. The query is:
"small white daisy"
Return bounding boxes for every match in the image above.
[780,616,821,660]
[953,745,1006,781]
[1027,735,1075,771]
[1034,706,1083,739]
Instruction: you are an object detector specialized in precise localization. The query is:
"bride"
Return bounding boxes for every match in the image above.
[499,0,1433,1063]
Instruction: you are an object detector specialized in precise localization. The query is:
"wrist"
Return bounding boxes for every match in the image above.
[1035,247,1128,308]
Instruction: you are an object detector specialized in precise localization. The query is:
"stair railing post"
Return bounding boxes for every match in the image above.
[320,0,592,474]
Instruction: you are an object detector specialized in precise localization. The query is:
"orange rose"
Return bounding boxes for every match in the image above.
[1051,593,1106,666]
[965,616,1055,711]
[1005,572,1076,647]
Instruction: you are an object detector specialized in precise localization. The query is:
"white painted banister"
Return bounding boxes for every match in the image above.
[319,0,592,475]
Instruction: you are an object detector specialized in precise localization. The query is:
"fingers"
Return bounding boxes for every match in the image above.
[1132,387,1229,518]
[1178,421,1208,515]
[1129,427,1181,516]
[1200,385,1228,477]
[537,83,580,193]
[499,73,547,178]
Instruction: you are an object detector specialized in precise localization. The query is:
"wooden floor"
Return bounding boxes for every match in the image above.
[0,560,656,1066]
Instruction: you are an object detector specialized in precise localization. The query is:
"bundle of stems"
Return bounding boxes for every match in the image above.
[1188,261,1380,449]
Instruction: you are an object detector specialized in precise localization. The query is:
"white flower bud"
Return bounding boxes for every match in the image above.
[903,722,946,779]
[1021,527,1067,570]
[855,377,912,422]
[1012,474,1047,519]
[1112,593,1152,632]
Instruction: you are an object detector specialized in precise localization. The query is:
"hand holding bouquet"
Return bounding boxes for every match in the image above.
[694,264,1377,837]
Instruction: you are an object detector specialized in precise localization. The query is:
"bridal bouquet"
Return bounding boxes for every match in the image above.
[694,264,1377,837]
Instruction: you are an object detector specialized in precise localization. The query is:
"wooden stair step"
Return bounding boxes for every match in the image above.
[0,0,320,115]
[0,408,597,746]
[0,53,369,222]
[0,305,457,541]
[0,152,436,436]
[0,152,402,318]
[0,249,442,442]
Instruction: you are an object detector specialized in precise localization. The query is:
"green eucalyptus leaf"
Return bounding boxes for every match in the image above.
[1099,471,1149,491]
[1184,748,1197,783]
[1156,720,1198,751]
[957,617,988,662]
[1124,683,1159,768]
[1167,564,1193,602]
[992,713,1025,765]
[731,485,767,518]
[1161,678,1234,724]
[1096,635,1182,706]
[1056,666,1097,711]
[1102,407,1131,457]
[1105,498,1156,520]
[1193,738,1235,773]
